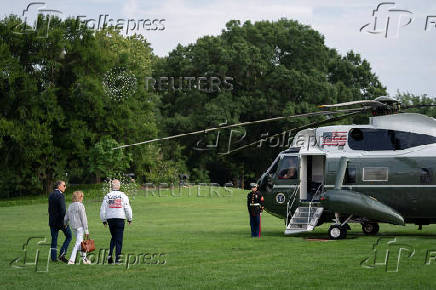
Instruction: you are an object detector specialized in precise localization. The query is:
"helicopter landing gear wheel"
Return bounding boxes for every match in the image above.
[361,222,379,235]
[328,225,347,240]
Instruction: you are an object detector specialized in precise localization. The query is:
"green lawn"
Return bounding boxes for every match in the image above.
[2,186,436,289]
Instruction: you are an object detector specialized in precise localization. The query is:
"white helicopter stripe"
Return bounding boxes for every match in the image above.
[273,184,436,188]
[324,185,436,188]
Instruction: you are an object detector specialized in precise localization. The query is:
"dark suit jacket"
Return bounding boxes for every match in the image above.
[48,189,66,229]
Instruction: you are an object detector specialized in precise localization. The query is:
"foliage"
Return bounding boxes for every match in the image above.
[396,92,436,118]
[156,19,387,185]
[190,168,211,184]
[88,136,132,182]
[0,15,395,197]
[0,16,159,196]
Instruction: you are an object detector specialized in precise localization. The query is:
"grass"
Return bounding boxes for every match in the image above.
[1,186,436,289]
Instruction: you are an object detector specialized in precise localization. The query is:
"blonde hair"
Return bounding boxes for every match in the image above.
[72,191,84,202]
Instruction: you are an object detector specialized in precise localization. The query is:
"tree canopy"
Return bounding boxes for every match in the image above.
[155,19,387,186]
[0,16,404,197]
[0,16,159,196]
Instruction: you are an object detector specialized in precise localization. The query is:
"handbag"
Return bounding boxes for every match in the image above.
[81,236,95,253]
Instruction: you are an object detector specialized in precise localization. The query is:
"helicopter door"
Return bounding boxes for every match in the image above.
[300,154,325,201]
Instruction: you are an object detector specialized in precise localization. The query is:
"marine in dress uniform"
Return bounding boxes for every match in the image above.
[247,183,264,237]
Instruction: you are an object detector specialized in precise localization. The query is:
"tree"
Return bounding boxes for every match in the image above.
[395,92,436,118]
[88,136,132,183]
[0,15,160,196]
[155,18,387,186]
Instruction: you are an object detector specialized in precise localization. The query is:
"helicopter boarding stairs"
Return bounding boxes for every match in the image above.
[284,185,324,235]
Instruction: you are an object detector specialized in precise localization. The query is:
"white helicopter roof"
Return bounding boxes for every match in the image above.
[314,113,436,136]
[369,113,436,136]
[292,113,436,154]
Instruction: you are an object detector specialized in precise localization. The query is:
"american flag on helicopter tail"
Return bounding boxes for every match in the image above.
[322,131,347,146]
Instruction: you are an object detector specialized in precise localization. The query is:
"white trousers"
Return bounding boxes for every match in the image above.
[69,227,86,263]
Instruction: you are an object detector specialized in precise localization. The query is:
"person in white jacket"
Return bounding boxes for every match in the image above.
[100,179,133,264]
[64,190,91,264]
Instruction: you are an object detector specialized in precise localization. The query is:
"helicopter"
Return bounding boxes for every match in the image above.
[256,96,436,239]
[114,96,436,239]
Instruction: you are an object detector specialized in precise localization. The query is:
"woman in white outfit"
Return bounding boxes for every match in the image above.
[64,191,91,264]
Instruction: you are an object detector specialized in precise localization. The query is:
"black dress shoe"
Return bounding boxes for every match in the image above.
[59,254,68,264]
[108,257,113,264]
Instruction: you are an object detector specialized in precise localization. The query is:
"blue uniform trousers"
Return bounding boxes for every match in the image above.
[249,214,260,237]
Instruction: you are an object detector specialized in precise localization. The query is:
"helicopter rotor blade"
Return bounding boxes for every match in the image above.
[320,100,386,109]
[112,108,363,150]
[219,110,363,156]
[401,104,436,110]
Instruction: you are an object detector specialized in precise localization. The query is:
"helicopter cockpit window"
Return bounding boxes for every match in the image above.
[348,128,436,151]
[278,156,298,179]
[268,158,279,175]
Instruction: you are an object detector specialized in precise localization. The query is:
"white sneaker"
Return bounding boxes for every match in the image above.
[82,258,91,265]
[68,260,75,265]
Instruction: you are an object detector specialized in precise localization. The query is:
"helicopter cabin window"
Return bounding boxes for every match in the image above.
[344,168,357,184]
[420,168,433,184]
[278,156,298,179]
[362,167,388,182]
[348,128,436,151]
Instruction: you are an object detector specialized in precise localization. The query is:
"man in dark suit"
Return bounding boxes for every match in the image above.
[48,180,72,263]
